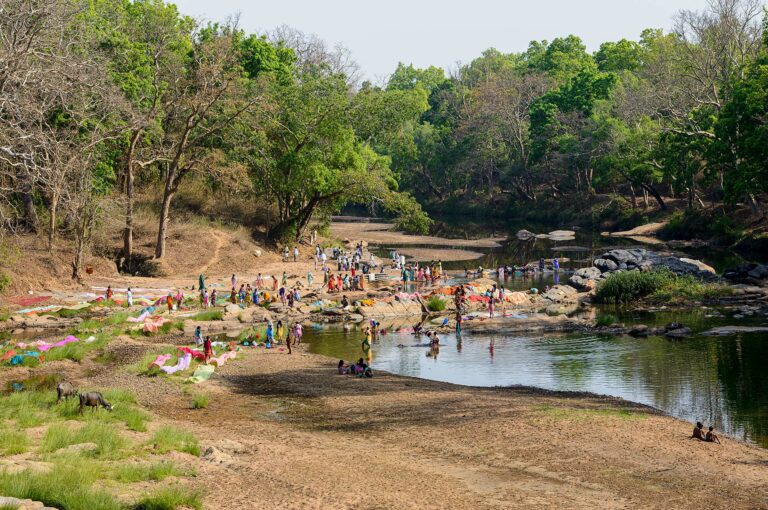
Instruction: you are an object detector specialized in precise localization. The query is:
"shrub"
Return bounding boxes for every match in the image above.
[0,272,11,292]
[132,485,202,510]
[0,308,11,321]
[190,393,209,409]
[148,426,200,456]
[595,270,672,303]
[596,269,732,304]
[595,314,618,327]
[426,296,446,312]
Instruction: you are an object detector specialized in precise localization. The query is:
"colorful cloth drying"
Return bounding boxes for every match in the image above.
[177,347,207,361]
[149,354,173,368]
[209,350,237,367]
[160,353,192,374]
[142,317,169,334]
[187,364,215,383]
[38,335,78,352]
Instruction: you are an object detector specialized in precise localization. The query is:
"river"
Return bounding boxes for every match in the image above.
[302,307,768,448]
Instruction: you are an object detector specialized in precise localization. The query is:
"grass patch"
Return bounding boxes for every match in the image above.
[190,309,223,321]
[149,321,185,336]
[40,421,127,458]
[595,269,732,304]
[595,313,618,327]
[0,428,29,455]
[190,393,209,409]
[0,458,122,510]
[132,484,202,510]
[426,295,446,312]
[113,461,186,483]
[0,390,51,428]
[104,311,135,326]
[148,426,200,456]
[0,308,11,322]
[43,333,110,362]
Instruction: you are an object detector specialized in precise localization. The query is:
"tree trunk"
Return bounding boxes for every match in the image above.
[641,183,666,210]
[19,172,38,232]
[48,193,58,251]
[629,184,637,209]
[123,129,141,265]
[155,185,174,259]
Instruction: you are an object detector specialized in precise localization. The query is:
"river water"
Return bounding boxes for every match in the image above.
[302,307,768,448]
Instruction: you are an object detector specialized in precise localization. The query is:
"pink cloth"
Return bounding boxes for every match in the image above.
[143,317,169,333]
[160,353,191,374]
[38,335,78,352]
[14,340,47,349]
[209,350,237,367]
[149,354,172,368]
[127,311,152,323]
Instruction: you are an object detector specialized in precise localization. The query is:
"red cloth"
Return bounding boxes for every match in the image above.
[8,295,51,307]
[178,346,206,361]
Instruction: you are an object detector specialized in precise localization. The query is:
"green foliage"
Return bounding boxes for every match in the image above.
[0,272,11,292]
[190,393,210,409]
[148,426,200,456]
[190,310,223,321]
[114,461,186,483]
[0,459,123,510]
[132,485,202,510]
[40,422,127,458]
[595,314,618,327]
[426,296,446,312]
[595,270,676,303]
[596,269,733,304]
[659,210,743,243]
[0,428,29,455]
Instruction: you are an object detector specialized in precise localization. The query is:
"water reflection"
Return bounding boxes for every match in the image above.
[305,323,768,448]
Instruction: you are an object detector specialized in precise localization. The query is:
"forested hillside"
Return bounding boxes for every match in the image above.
[1,0,767,285]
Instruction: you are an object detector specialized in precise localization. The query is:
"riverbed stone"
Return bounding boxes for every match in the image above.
[665,327,692,338]
[594,258,618,273]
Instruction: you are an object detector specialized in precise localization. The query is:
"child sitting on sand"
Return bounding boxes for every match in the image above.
[706,426,721,444]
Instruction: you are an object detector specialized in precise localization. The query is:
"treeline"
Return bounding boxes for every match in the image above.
[2,0,767,281]
[0,0,431,279]
[374,0,768,221]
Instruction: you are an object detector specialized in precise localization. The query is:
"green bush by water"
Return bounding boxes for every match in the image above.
[595,269,733,304]
[426,296,446,312]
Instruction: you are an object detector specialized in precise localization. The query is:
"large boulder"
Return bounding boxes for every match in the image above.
[506,292,530,306]
[593,258,618,273]
[605,249,645,265]
[542,285,578,303]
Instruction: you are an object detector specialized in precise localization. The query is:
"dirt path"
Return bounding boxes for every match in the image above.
[197,230,225,276]
[132,346,768,510]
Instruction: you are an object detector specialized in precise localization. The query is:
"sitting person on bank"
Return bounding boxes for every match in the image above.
[337,359,348,374]
[692,421,706,441]
[705,426,721,444]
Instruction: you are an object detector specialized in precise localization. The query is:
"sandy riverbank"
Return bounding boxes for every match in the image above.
[24,338,762,510]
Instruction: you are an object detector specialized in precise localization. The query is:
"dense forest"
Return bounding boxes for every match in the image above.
[1,0,767,281]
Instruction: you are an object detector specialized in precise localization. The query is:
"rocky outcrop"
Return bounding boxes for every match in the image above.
[569,249,719,292]
[724,263,768,285]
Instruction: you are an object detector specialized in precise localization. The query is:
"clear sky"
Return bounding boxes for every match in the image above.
[172,0,707,81]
